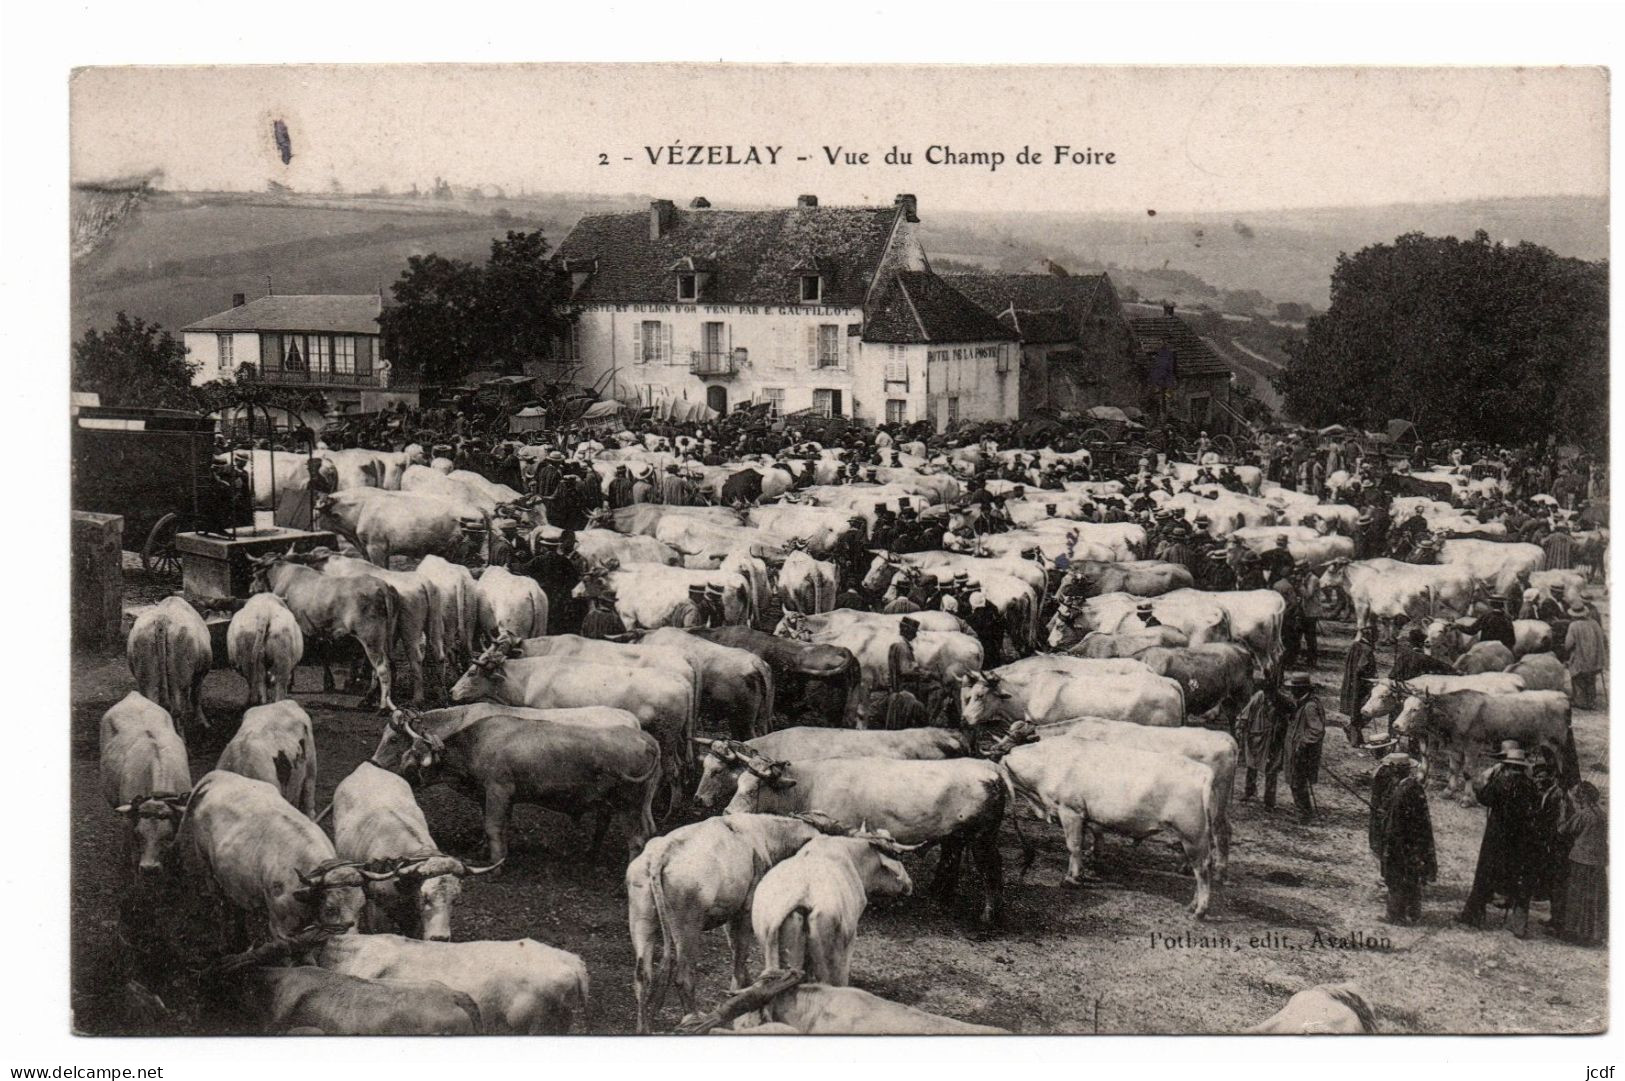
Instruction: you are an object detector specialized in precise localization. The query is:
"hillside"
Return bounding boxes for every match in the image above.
[70,189,638,339]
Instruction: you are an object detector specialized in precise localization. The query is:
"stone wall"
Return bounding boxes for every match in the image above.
[72,512,124,651]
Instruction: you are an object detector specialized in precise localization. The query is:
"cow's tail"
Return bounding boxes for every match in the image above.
[250,618,271,705]
[644,845,680,1006]
[1200,766,1221,886]
[153,623,174,723]
[753,662,777,738]
[994,763,1038,880]
[765,905,811,974]
[813,564,829,614]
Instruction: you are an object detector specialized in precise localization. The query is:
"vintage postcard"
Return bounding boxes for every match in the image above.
[65,63,1608,1038]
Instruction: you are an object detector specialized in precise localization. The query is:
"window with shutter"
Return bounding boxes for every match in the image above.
[662,322,675,365]
[260,333,282,371]
[816,324,840,368]
[355,336,373,375]
[805,325,819,369]
[884,345,908,384]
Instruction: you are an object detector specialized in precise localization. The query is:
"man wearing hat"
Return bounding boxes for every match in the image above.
[659,463,692,507]
[886,616,927,726]
[1339,626,1378,744]
[1260,535,1295,585]
[1135,601,1161,629]
[532,450,565,500]
[1542,520,1575,571]
[485,518,519,568]
[1458,596,1517,653]
[580,586,628,641]
[630,462,657,505]
[870,506,897,554]
[516,531,584,635]
[606,464,637,510]
[1237,681,1289,809]
[966,590,1006,668]
[672,584,710,629]
[1562,600,1606,710]
[830,515,870,593]
[1282,673,1328,824]
[1368,751,1437,925]
[701,583,727,627]
[1458,740,1541,936]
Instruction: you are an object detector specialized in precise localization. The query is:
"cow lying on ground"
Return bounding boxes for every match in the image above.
[100,692,191,881]
[1243,982,1377,1034]
[127,596,213,739]
[227,593,304,706]
[722,751,1007,927]
[215,700,318,818]
[733,983,1007,1035]
[234,966,481,1035]
[316,932,588,1035]
[332,761,502,940]
[626,813,832,1032]
[751,832,915,987]
[370,708,660,865]
[985,720,1219,918]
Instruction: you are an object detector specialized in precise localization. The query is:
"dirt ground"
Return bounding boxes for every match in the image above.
[71,569,1608,1036]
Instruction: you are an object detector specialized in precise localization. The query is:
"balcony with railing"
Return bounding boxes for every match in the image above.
[690,350,737,377]
[255,366,389,389]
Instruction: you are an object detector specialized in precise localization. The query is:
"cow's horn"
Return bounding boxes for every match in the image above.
[359,864,402,882]
[463,858,505,877]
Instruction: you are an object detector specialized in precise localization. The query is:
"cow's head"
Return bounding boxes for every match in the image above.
[862,552,898,593]
[365,853,503,941]
[957,670,1016,729]
[450,639,519,703]
[852,826,921,899]
[719,746,795,814]
[291,859,381,935]
[1389,689,1432,738]
[694,737,753,808]
[114,792,191,878]
[374,710,447,776]
[980,717,1041,761]
[1359,679,1400,720]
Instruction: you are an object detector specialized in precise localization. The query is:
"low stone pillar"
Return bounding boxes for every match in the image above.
[72,511,124,650]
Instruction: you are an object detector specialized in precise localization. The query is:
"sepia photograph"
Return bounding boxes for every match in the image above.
[61,61,1608,1038]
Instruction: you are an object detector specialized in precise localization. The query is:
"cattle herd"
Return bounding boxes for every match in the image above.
[90,427,1606,1036]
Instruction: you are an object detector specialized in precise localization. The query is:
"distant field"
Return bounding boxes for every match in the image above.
[70,191,576,339]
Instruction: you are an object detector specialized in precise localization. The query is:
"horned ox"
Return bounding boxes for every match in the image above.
[127,596,213,738]
[751,834,915,987]
[695,728,966,808]
[987,721,1219,918]
[100,692,191,880]
[215,700,319,818]
[1391,688,1575,801]
[227,593,304,706]
[722,750,1008,926]
[370,707,660,865]
[250,552,398,712]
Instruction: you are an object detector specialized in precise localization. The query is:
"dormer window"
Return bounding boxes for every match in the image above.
[800,274,823,304]
[669,255,714,303]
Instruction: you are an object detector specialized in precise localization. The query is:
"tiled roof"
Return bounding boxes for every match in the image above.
[1128,315,1232,378]
[555,204,902,308]
[863,271,1019,345]
[942,273,1111,343]
[182,294,383,334]
[1007,308,1078,343]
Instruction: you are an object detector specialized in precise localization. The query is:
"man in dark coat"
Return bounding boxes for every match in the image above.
[719,468,764,507]
[1370,753,1437,925]
[607,465,637,509]
[1458,597,1517,652]
[518,532,583,635]
[832,516,870,591]
[1390,627,1454,682]
[884,616,926,729]
[1282,673,1328,824]
[531,451,564,500]
[1259,534,1295,584]
[548,470,590,532]
[965,591,1006,669]
[579,590,627,640]
[1237,684,1289,809]
[1458,740,1541,936]
[1530,762,1574,931]
[1340,626,1378,745]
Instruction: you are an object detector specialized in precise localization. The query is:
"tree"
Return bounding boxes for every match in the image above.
[378,254,485,386]
[477,231,576,373]
[1278,231,1607,452]
[72,312,198,408]
[379,231,576,385]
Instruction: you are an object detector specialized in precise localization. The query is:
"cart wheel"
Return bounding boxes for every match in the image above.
[1080,427,1109,449]
[142,513,183,576]
[1214,434,1238,459]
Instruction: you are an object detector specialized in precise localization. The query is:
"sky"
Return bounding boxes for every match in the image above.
[70,65,1608,214]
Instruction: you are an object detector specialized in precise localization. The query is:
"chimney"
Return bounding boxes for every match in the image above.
[649,199,677,240]
[1162,300,1176,317]
[894,193,918,222]
[232,293,246,308]
[797,194,818,208]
